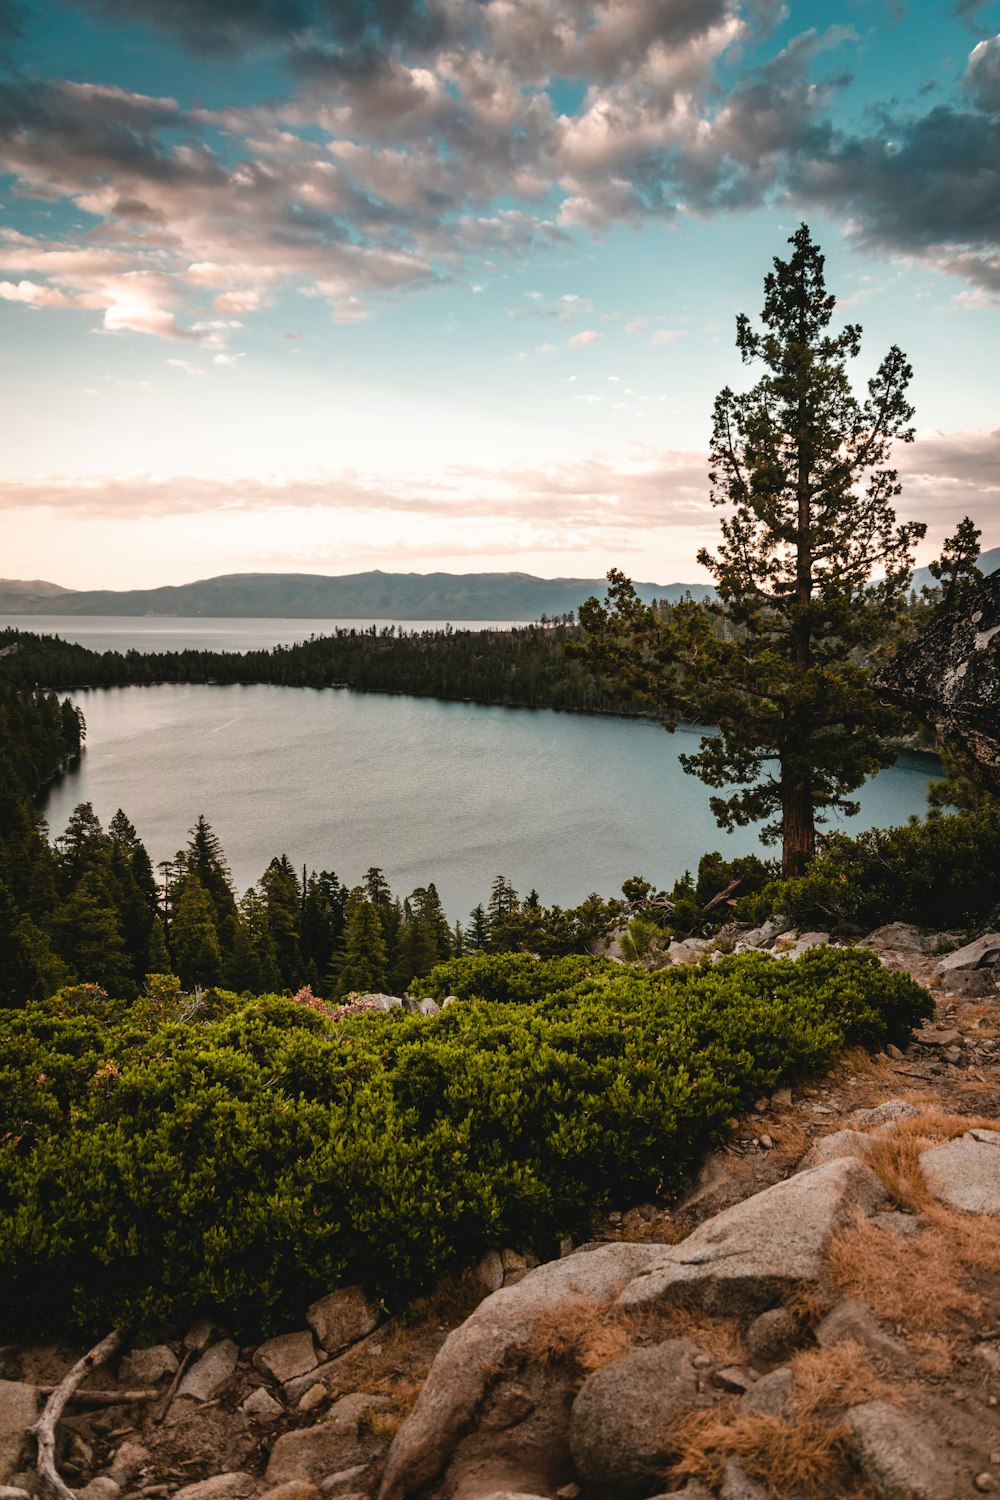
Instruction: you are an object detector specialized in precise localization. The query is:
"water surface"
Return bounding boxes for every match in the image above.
[42,683,938,920]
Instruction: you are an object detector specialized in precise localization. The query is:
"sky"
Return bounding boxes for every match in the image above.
[0,0,998,591]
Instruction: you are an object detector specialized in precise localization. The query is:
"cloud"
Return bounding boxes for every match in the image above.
[568,328,601,346]
[650,328,686,345]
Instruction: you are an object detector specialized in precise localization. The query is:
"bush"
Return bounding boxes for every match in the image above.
[739,807,1000,932]
[0,951,931,1339]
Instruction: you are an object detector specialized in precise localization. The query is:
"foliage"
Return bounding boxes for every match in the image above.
[739,807,1000,931]
[0,949,931,1338]
[579,226,924,878]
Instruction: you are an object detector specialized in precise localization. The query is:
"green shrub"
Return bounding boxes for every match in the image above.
[0,950,931,1339]
[739,807,1000,932]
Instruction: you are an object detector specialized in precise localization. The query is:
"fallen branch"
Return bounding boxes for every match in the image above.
[36,1387,156,1407]
[31,1329,126,1500]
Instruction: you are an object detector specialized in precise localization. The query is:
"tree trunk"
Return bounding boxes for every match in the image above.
[781,775,815,878]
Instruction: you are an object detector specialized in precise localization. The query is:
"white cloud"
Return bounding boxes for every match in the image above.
[568,328,601,346]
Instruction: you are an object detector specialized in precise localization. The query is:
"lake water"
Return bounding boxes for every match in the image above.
[2,615,526,653]
[41,681,939,921]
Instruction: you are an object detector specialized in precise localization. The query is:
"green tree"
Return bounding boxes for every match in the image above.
[581,225,925,877]
[927,515,983,610]
[51,868,133,997]
[260,854,302,988]
[225,889,281,994]
[332,888,389,997]
[169,873,223,988]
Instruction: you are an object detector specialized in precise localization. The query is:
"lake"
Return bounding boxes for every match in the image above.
[41,681,939,921]
[2,615,527,653]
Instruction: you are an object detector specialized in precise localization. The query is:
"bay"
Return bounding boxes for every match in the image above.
[41,682,938,921]
[1,615,526,654]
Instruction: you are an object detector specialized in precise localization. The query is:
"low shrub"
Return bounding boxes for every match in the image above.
[0,950,931,1338]
[738,807,1000,932]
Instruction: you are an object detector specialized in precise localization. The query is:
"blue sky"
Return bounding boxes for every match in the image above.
[1,0,998,589]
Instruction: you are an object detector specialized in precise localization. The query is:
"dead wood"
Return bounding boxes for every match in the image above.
[31,1328,126,1500]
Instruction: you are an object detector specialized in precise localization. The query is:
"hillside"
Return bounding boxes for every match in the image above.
[0,569,710,619]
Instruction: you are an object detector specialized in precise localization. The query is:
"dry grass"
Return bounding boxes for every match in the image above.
[668,1341,888,1497]
[522,1296,623,1373]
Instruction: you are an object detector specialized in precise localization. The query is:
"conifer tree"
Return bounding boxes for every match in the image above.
[332,888,389,997]
[581,225,925,877]
[170,873,223,988]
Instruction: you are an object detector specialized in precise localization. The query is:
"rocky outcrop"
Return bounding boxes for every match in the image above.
[876,568,1000,792]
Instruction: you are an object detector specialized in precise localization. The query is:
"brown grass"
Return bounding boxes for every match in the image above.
[522,1295,745,1379]
[668,1342,888,1497]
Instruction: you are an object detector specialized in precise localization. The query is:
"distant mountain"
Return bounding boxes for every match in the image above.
[0,570,713,620]
[4,549,995,619]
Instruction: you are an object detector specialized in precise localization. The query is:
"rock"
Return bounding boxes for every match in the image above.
[915,1026,962,1048]
[78,1480,121,1500]
[319,1467,367,1494]
[184,1316,223,1354]
[107,1440,151,1484]
[937,933,1000,972]
[240,1386,285,1420]
[740,1367,793,1419]
[667,938,709,965]
[875,569,1000,796]
[662,1485,714,1500]
[177,1340,239,1402]
[720,1461,770,1500]
[844,1400,958,1500]
[416,999,440,1016]
[118,1345,178,1386]
[0,1382,38,1483]
[618,1157,889,1317]
[795,1129,874,1173]
[920,1128,1000,1213]
[676,1152,735,1214]
[852,1100,920,1129]
[568,1339,704,1492]
[172,1476,254,1500]
[870,1211,923,1239]
[357,993,402,1011]
[734,917,793,952]
[259,1484,321,1500]
[746,1308,802,1366]
[308,1288,380,1355]
[253,1331,320,1384]
[0,1486,31,1500]
[865,923,935,954]
[815,1299,907,1363]
[377,1241,665,1500]
[712,1367,757,1394]
[267,1395,389,1485]
[0,1357,19,1385]
[781,931,831,960]
[297,1385,328,1414]
[478,1384,535,1431]
[975,1477,998,1494]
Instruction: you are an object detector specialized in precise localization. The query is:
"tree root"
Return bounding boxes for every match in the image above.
[31,1329,126,1500]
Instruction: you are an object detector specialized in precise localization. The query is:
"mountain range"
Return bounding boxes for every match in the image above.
[1,551,997,619]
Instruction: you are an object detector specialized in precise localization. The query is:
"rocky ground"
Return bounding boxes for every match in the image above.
[2,922,999,1500]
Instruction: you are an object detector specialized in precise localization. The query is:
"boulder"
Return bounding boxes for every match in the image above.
[667,938,709,965]
[177,1340,239,1402]
[416,999,440,1017]
[377,1242,665,1500]
[844,1400,958,1500]
[357,993,403,1012]
[795,1129,873,1174]
[568,1339,704,1492]
[258,1484,321,1500]
[814,1299,907,1364]
[241,1387,285,1420]
[0,1383,38,1483]
[920,1128,1000,1214]
[253,1331,320,1385]
[864,923,935,954]
[107,1441,151,1485]
[851,1100,919,1129]
[746,1308,801,1367]
[720,1462,770,1500]
[476,1251,505,1294]
[617,1157,888,1317]
[77,1481,120,1500]
[937,933,1000,972]
[118,1345,178,1386]
[734,917,792,952]
[781,931,831,960]
[265,1395,388,1485]
[172,1477,254,1500]
[308,1288,380,1355]
[739,1367,793,1419]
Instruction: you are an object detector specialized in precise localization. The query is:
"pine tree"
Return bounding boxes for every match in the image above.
[225,889,281,994]
[332,888,389,997]
[259,854,302,988]
[581,225,925,877]
[170,873,223,988]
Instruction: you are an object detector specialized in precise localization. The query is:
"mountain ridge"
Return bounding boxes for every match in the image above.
[1,549,996,619]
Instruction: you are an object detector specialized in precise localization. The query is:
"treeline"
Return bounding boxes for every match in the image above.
[0,622,649,716]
